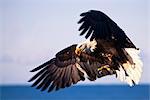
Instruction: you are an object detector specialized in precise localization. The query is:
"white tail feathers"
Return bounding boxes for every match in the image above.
[116,48,143,86]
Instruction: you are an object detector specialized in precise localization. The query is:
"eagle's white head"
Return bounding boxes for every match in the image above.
[75,39,97,56]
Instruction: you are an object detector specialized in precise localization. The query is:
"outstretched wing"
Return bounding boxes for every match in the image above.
[28,45,106,92]
[78,10,136,48]
[78,10,143,86]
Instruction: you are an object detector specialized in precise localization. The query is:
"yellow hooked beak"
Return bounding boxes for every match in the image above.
[75,48,82,56]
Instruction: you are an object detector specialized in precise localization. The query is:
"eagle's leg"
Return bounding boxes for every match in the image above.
[98,65,111,71]
[97,65,114,78]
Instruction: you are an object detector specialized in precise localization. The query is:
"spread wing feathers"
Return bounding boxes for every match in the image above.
[29,44,104,92]
[115,48,143,86]
[78,10,136,48]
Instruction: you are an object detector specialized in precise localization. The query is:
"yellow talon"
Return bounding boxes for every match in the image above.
[98,65,110,71]
[106,67,110,71]
[98,67,103,71]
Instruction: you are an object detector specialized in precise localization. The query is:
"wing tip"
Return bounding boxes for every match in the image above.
[30,69,36,72]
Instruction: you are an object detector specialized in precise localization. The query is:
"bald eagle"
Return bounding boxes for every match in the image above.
[29,10,143,92]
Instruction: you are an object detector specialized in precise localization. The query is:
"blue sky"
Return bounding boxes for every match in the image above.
[0,0,149,85]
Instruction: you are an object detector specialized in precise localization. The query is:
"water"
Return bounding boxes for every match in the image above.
[0,85,149,100]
